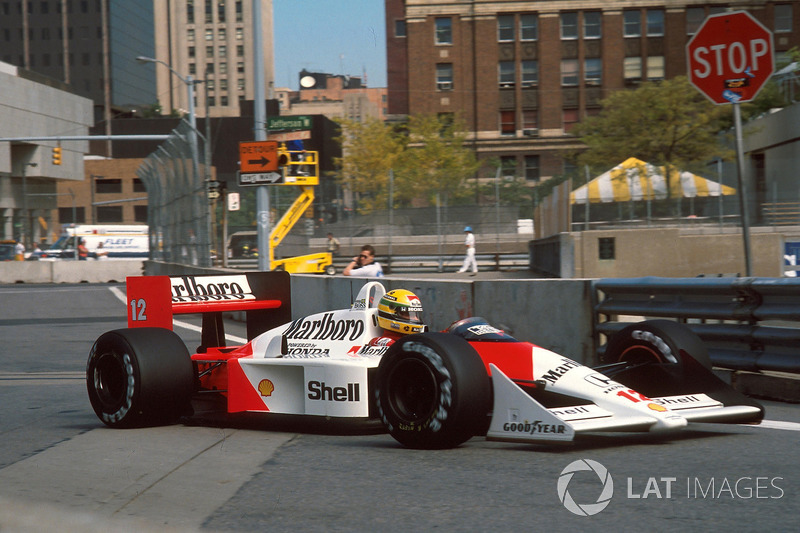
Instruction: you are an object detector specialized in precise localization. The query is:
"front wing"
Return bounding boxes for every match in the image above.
[486,365,763,444]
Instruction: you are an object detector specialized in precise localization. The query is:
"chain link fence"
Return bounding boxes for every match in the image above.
[137,120,212,267]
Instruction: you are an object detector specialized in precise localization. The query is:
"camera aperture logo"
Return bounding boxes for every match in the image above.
[557,459,614,516]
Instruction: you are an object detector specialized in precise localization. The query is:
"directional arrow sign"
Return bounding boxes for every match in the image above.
[238,171,284,186]
[239,140,279,173]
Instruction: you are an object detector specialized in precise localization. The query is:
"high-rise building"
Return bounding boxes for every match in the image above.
[386,0,799,182]
[153,0,275,118]
[0,0,156,119]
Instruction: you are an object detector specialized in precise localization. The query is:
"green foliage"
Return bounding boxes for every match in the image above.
[334,114,481,212]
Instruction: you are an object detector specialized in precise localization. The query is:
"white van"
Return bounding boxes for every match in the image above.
[41,224,149,260]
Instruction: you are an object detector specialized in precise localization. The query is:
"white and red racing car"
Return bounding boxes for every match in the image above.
[87,272,763,449]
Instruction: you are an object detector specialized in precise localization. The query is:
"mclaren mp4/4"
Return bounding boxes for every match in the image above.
[86,272,763,449]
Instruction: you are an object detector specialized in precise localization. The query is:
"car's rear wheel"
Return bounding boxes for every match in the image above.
[86,327,195,428]
[602,320,712,370]
[376,333,490,449]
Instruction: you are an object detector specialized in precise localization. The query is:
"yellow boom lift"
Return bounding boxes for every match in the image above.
[269,145,335,275]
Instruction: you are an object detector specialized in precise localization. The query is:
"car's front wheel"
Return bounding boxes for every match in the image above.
[375,333,490,449]
[86,327,195,428]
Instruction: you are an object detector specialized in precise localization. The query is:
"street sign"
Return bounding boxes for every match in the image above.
[228,192,240,211]
[239,140,279,173]
[268,130,312,142]
[268,116,312,130]
[238,171,284,186]
[686,11,774,105]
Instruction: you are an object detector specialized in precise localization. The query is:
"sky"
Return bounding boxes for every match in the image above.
[273,0,387,90]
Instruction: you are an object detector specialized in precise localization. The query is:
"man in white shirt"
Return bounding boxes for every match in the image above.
[343,244,383,277]
[457,226,477,275]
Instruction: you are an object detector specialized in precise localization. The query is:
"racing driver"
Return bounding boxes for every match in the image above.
[362,289,427,352]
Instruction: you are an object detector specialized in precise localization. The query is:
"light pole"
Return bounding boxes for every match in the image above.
[136,55,206,266]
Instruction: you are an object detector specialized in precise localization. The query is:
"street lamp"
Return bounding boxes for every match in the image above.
[135,55,196,133]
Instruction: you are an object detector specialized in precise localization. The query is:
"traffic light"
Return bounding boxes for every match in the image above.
[52,146,62,165]
[277,143,290,167]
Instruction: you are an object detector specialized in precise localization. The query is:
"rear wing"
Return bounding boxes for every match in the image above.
[125,272,292,351]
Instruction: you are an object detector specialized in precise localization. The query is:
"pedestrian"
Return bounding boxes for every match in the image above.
[457,226,478,275]
[14,239,25,261]
[77,238,89,260]
[343,244,383,277]
[327,232,341,256]
[95,241,109,260]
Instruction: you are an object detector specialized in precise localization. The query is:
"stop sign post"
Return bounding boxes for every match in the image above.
[687,11,775,104]
[686,11,775,277]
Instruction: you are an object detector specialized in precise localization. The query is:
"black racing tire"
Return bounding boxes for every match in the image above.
[602,320,712,371]
[86,327,195,428]
[375,332,491,449]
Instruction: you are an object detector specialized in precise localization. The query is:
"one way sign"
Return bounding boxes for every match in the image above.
[239,140,279,173]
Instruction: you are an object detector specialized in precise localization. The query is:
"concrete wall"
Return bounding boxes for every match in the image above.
[533,227,786,278]
[0,261,144,284]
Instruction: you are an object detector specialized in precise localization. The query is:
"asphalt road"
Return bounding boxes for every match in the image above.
[1,283,798,532]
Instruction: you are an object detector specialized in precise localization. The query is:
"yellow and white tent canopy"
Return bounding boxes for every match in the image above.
[570,157,736,205]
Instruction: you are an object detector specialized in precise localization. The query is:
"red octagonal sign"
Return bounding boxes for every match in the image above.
[686,11,774,105]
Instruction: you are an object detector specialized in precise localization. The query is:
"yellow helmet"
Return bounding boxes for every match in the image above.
[377,289,426,335]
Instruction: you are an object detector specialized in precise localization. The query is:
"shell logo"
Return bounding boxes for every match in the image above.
[258,379,275,397]
[647,403,667,412]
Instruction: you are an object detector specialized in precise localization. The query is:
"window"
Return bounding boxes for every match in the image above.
[206,62,214,74]
[521,60,538,87]
[236,45,244,57]
[220,79,228,91]
[205,29,213,40]
[94,178,122,194]
[220,62,227,74]
[624,57,642,83]
[219,45,227,58]
[500,111,516,135]
[236,27,243,40]
[522,110,538,132]
[435,17,452,44]
[563,108,579,133]
[237,61,244,73]
[686,7,704,35]
[561,59,579,86]
[205,0,212,23]
[599,237,615,260]
[208,96,216,106]
[520,14,537,41]
[218,28,226,40]
[97,206,123,223]
[561,12,578,39]
[647,56,664,80]
[584,11,602,39]
[221,95,228,106]
[524,155,540,181]
[189,63,196,75]
[133,179,146,193]
[206,45,213,56]
[188,29,195,41]
[498,61,515,87]
[218,0,226,22]
[59,207,85,224]
[395,19,406,38]
[646,9,664,36]
[436,63,453,90]
[237,77,245,90]
[187,0,194,23]
[188,46,195,58]
[134,205,148,223]
[235,0,242,22]
[624,11,641,37]
[775,4,793,33]
[498,15,514,41]
[500,156,517,177]
[585,58,602,85]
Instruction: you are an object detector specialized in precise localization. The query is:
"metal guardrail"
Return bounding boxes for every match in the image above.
[594,276,800,374]
[226,253,530,274]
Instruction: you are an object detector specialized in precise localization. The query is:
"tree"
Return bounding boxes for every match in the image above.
[573,76,731,200]
[332,117,405,213]
[396,114,480,206]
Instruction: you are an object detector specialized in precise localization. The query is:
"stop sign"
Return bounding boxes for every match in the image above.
[686,11,774,105]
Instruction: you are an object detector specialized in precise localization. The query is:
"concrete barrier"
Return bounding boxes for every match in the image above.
[0,260,144,284]
[143,261,595,364]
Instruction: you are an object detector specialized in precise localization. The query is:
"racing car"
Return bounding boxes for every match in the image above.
[86,272,764,449]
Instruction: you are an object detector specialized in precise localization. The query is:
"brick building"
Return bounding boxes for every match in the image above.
[386,0,799,184]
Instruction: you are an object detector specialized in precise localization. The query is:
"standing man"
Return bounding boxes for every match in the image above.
[326,232,341,256]
[457,226,477,275]
[343,244,383,277]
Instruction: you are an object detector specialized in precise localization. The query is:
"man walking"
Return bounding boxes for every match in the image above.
[457,226,477,275]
